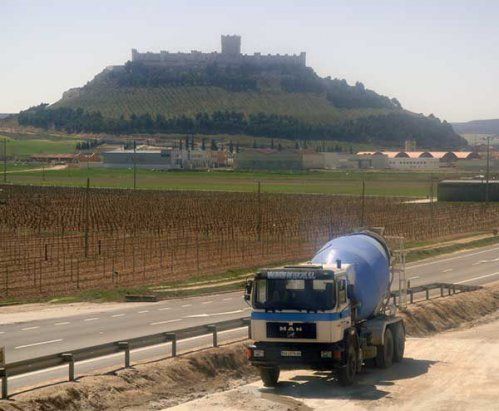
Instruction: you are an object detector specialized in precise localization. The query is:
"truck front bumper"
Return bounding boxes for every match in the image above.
[247,342,345,370]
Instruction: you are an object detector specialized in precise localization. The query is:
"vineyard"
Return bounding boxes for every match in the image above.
[1,184,499,299]
[53,84,389,124]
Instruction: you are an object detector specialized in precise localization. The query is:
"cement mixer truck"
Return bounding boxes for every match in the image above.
[244,231,405,386]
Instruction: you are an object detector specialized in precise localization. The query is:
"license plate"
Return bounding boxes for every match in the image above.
[281,350,301,357]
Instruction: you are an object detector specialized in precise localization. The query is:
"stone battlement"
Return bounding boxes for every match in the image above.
[131,35,306,68]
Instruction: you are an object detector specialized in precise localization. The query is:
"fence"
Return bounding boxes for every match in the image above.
[2,185,499,299]
[390,282,482,305]
[0,281,483,399]
[0,317,251,399]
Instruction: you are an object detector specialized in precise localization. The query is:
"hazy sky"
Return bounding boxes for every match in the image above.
[1,0,498,122]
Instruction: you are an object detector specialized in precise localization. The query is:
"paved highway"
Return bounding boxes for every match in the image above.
[1,243,499,394]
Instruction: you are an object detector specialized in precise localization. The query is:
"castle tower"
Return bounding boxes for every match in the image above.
[221,35,241,56]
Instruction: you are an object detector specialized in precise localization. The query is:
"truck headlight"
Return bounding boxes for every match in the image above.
[321,351,332,358]
[253,349,264,358]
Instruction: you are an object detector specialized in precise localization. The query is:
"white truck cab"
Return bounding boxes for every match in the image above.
[244,264,405,387]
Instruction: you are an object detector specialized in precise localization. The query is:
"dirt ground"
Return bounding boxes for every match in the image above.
[169,311,499,411]
[0,286,497,411]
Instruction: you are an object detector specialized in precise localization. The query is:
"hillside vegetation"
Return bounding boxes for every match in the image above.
[452,118,499,135]
[19,62,466,148]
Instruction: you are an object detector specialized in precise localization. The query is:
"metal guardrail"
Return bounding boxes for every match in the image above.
[391,282,482,305]
[0,317,251,399]
[0,282,483,399]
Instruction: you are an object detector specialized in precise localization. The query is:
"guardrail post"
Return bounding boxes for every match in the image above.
[207,325,218,347]
[118,342,130,368]
[392,294,397,305]
[425,288,430,300]
[243,318,251,339]
[448,286,452,296]
[61,353,75,381]
[440,285,444,297]
[409,290,414,304]
[0,368,7,400]
[165,333,177,357]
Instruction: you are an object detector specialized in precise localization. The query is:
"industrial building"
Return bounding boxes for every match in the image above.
[234,149,302,170]
[102,148,229,170]
[355,150,480,170]
[438,180,499,202]
[234,149,355,170]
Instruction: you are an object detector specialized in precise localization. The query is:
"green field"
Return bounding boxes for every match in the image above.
[2,167,475,197]
[0,134,79,158]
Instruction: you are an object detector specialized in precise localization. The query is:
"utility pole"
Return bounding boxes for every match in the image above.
[360,179,366,227]
[84,177,90,258]
[257,181,262,242]
[2,138,6,183]
[485,136,491,204]
[133,140,137,190]
[429,174,434,202]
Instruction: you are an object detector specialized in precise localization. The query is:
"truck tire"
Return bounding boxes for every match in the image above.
[375,327,394,369]
[338,343,357,386]
[260,367,280,387]
[392,322,405,363]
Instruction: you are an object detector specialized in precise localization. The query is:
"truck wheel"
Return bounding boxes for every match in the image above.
[393,323,405,363]
[338,343,357,386]
[375,327,394,369]
[260,367,280,387]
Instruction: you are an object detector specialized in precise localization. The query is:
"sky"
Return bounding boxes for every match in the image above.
[1,0,498,122]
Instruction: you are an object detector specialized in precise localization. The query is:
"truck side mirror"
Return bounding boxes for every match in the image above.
[244,280,253,302]
[347,284,354,299]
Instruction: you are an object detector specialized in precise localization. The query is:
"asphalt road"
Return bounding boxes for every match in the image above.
[2,243,499,394]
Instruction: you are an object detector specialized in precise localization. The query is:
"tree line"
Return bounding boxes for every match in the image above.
[111,61,258,92]
[17,105,465,149]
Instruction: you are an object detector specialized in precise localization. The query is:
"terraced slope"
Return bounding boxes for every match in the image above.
[22,62,465,148]
[52,70,392,123]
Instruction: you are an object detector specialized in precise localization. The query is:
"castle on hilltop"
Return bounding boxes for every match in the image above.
[131,35,306,68]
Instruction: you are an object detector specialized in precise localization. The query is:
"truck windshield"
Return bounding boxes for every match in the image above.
[253,279,335,311]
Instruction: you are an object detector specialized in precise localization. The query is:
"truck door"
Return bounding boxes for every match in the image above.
[337,278,351,327]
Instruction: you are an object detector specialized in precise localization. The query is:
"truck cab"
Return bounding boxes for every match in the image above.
[245,264,405,387]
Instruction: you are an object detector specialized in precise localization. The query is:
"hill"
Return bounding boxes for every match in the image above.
[452,119,499,135]
[18,60,465,149]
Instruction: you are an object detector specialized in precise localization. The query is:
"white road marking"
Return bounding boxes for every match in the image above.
[111,314,125,318]
[408,276,420,280]
[473,260,491,265]
[84,317,100,322]
[8,328,248,380]
[54,322,70,326]
[442,269,453,273]
[408,246,499,270]
[456,272,499,284]
[185,308,249,319]
[157,307,171,311]
[15,339,63,349]
[181,304,192,308]
[138,310,149,314]
[202,301,213,305]
[222,298,233,301]
[0,332,4,335]
[21,326,39,331]
[150,319,182,326]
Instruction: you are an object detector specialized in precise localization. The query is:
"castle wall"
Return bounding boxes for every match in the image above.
[130,35,306,68]
[131,49,306,67]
